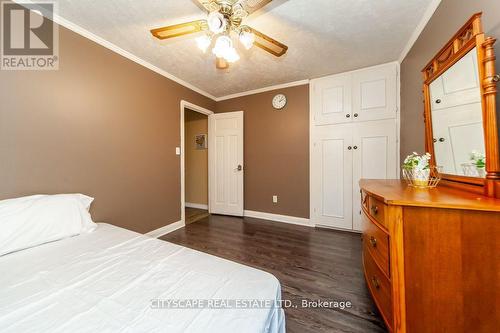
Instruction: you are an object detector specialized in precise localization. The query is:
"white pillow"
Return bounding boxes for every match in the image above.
[0,194,97,256]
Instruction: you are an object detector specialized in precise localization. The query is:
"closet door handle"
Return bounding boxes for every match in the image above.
[353,146,358,150]
[345,114,351,118]
[353,113,358,118]
[347,146,352,150]
[439,137,445,142]
[435,99,442,104]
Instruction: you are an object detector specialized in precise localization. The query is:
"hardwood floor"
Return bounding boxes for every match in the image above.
[161,214,387,333]
[185,207,209,224]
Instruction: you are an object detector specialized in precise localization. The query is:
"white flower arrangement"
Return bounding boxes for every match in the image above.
[403,152,431,171]
[402,152,434,187]
[470,150,486,169]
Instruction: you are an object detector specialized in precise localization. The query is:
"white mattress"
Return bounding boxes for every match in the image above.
[0,223,285,333]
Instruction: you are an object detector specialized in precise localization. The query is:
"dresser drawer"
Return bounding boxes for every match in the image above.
[363,244,393,330]
[362,212,390,277]
[368,195,388,229]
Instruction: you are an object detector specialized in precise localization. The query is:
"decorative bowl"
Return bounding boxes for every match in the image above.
[402,166,442,189]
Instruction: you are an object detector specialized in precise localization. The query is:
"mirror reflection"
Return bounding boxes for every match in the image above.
[429,48,486,178]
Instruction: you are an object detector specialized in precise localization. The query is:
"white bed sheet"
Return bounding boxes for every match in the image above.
[0,223,285,333]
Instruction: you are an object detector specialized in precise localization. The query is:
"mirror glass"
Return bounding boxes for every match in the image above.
[429,48,486,178]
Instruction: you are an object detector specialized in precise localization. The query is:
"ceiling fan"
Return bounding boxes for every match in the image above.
[150,0,288,69]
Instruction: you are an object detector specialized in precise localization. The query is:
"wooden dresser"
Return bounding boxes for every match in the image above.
[359,179,500,333]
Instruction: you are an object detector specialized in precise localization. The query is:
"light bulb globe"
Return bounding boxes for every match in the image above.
[207,11,226,34]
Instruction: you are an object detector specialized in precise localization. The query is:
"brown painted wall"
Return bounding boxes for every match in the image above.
[400,0,500,163]
[184,110,208,205]
[216,85,310,218]
[0,24,215,233]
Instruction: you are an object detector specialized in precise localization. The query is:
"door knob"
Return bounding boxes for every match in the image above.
[433,138,437,143]
[348,146,352,150]
[353,146,358,150]
[435,99,442,104]
[439,137,445,142]
[237,165,243,171]
[346,114,351,118]
[353,113,358,118]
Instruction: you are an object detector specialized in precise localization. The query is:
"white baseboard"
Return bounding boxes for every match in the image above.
[243,210,312,227]
[145,220,184,238]
[185,202,209,210]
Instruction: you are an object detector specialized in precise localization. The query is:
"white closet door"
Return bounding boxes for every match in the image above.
[311,74,352,125]
[311,124,353,230]
[352,120,397,231]
[352,63,397,122]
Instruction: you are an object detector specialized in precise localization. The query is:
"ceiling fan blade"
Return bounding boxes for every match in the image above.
[245,26,288,57]
[237,0,273,14]
[194,0,221,12]
[150,20,208,40]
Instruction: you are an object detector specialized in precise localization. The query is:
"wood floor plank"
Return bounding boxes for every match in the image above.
[160,214,387,333]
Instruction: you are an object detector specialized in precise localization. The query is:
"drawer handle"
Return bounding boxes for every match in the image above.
[369,236,377,248]
[371,205,379,215]
[371,276,380,290]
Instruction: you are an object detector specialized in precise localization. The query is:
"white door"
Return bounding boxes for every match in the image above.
[311,123,353,230]
[352,63,397,122]
[351,119,398,231]
[208,111,244,216]
[311,73,352,125]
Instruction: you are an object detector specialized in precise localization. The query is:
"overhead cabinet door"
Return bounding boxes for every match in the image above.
[311,74,352,125]
[352,63,398,122]
[312,63,398,125]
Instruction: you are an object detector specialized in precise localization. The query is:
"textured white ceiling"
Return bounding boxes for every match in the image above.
[52,0,433,98]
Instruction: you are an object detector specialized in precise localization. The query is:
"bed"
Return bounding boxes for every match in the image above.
[0,223,285,333]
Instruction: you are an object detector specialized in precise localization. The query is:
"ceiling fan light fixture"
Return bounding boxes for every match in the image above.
[150,0,288,69]
[239,30,255,50]
[195,34,212,53]
[207,11,226,34]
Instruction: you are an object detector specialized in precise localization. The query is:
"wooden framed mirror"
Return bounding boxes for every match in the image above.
[422,13,500,198]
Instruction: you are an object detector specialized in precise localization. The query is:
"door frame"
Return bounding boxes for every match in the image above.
[180,100,214,225]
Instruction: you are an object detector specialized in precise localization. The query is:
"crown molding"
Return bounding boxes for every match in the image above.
[215,79,310,101]
[12,0,218,101]
[398,0,442,63]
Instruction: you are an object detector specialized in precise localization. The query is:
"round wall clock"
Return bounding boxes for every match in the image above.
[272,94,287,110]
